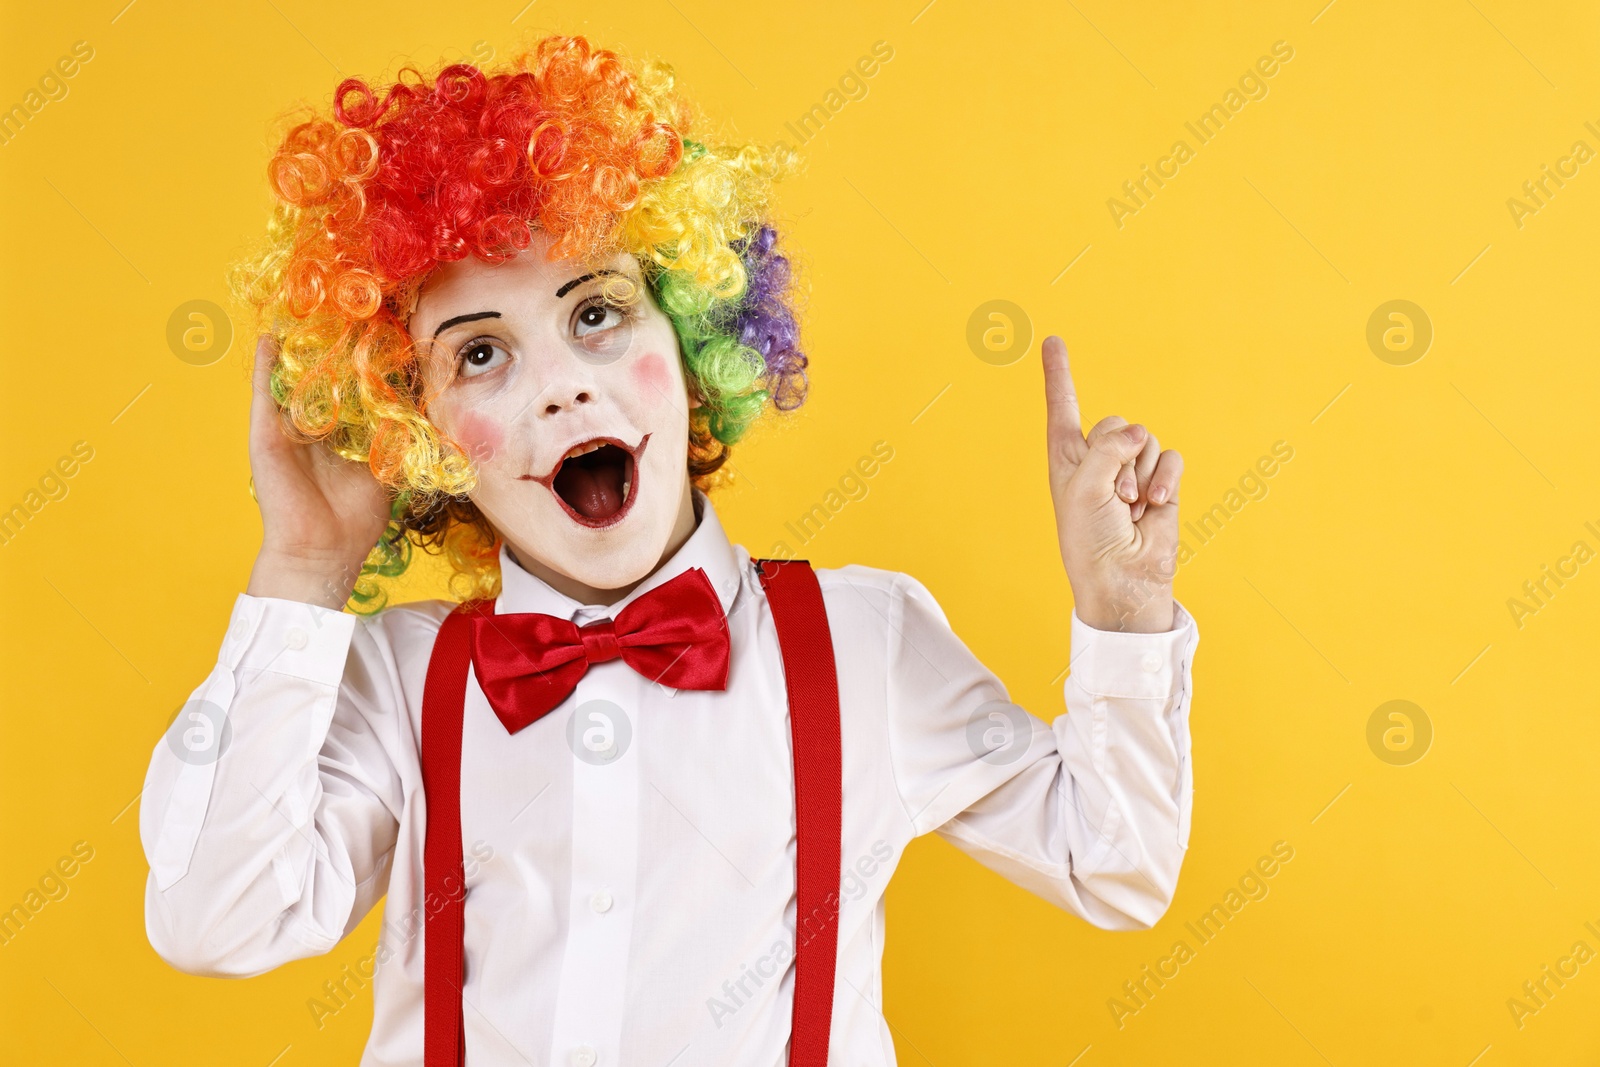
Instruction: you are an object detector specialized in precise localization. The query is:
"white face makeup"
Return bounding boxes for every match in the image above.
[408,230,698,602]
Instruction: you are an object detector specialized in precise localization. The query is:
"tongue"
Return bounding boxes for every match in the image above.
[556,461,625,519]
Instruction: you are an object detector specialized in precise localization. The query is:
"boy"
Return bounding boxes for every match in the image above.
[141,33,1198,1066]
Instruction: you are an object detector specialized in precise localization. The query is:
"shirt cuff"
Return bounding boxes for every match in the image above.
[1067,599,1198,700]
[221,593,357,684]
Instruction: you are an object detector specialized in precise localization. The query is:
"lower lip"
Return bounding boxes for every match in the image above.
[543,433,650,530]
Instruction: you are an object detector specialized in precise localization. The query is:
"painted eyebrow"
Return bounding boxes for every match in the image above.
[555,268,624,299]
[432,311,502,338]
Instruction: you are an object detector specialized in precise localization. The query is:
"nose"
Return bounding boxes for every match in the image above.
[536,353,600,416]
[543,386,594,415]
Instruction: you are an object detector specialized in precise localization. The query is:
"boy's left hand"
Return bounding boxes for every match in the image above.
[1042,334,1182,633]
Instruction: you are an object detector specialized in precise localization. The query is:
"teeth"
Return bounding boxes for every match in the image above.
[622,476,631,499]
[563,441,605,461]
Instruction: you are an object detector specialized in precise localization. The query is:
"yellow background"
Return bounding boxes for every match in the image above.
[3,0,1598,1063]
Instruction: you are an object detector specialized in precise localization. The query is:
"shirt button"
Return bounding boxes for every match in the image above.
[285,627,309,650]
[1139,651,1162,674]
[571,1045,597,1067]
[590,890,613,914]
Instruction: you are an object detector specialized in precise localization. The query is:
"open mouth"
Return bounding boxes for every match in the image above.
[534,433,650,528]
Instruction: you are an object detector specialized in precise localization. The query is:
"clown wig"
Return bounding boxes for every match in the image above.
[229,34,808,610]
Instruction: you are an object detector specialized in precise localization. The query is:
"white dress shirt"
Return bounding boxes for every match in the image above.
[140,488,1198,1067]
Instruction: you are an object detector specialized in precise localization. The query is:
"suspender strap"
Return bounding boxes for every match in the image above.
[420,602,479,1067]
[754,558,844,1067]
[420,564,842,1066]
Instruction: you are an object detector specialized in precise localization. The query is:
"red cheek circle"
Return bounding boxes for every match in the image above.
[452,411,504,464]
[630,350,677,401]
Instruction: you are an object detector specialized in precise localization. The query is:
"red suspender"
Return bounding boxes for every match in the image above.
[419,599,482,1066]
[419,562,842,1066]
[753,559,843,1066]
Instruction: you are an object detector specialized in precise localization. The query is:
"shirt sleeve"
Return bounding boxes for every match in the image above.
[139,593,413,977]
[884,572,1198,930]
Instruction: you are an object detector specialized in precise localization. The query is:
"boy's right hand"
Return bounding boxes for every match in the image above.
[245,335,391,609]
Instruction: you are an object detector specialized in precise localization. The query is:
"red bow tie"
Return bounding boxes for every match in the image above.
[466,566,731,733]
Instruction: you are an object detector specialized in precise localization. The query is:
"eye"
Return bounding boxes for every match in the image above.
[574,297,630,338]
[458,338,510,378]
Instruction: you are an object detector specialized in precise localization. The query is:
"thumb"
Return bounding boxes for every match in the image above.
[1076,423,1148,496]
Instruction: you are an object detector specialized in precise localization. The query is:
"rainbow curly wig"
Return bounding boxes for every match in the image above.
[229,34,808,611]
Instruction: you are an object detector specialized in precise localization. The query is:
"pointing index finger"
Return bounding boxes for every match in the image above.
[1042,334,1084,447]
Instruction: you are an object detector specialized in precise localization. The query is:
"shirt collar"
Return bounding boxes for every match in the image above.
[494,487,744,622]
